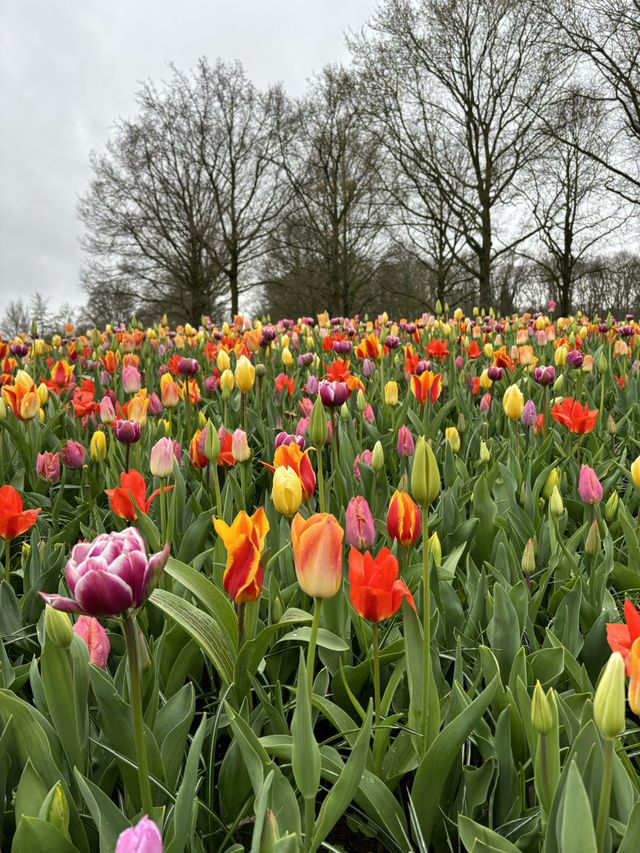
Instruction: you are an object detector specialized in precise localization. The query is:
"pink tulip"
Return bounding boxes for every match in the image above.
[231,429,251,462]
[37,451,61,482]
[99,395,116,424]
[122,365,141,394]
[345,496,376,550]
[150,437,175,478]
[397,426,415,457]
[115,816,163,853]
[353,450,373,482]
[73,615,110,668]
[61,439,86,469]
[363,403,375,424]
[578,465,603,504]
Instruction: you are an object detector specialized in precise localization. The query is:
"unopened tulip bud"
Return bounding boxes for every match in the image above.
[37,382,49,406]
[607,415,617,436]
[309,394,328,447]
[480,440,491,463]
[356,389,366,413]
[412,436,440,507]
[553,373,564,393]
[503,384,524,420]
[384,381,398,405]
[531,680,553,735]
[542,468,558,500]
[204,420,220,463]
[522,538,535,575]
[550,485,564,516]
[45,783,70,836]
[217,350,230,372]
[371,440,384,473]
[585,520,600,556]
[429,531,441,567]
[345,496,376,550]
[593,652,625,740]
[231,428,251,463]
[99,395,116,424]
[445,426,460,452]
[150,437,175,478]
[45,605,74,649]
[605,490,619,523]
[235,354,255,392]
[597,351,607,372]
[340,402,349,420]
[578,465,603,504]
[457,412,466,433]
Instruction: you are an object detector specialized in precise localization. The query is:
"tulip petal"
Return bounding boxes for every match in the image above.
[73,570,134,617]
[39,591,83,614]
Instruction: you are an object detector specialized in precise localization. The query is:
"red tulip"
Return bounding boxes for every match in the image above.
[607,599,640,674]
[105,469,172,521]
[348,546,415,622]
[550,397,598,433]
[0,485,41,540]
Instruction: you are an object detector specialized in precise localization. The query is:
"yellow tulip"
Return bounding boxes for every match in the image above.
[503,384,524,420]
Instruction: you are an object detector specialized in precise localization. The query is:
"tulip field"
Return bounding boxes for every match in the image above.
[3,306,640,852]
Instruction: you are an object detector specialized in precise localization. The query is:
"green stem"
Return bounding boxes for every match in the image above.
[513,418,520,461]
[4,538,10,584]
[238,601,246,647]
[306,598,322,695]
[595,737,614,852]
[240,461,246,511]
[304,795,315,853]
[316,447,325,513]
[421,505,431,754]
[122,614,153,816]
[159,478,168,545]
[372,621,383,776]
[213,463,223,519]
[184,380,191,440]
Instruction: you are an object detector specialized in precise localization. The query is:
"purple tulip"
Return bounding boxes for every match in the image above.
[319,379,349,407]
[305,375,319,395]
[37,451,61,482]
[455,355,464,370]
[115,816,163,853]
[61,440,86,469]
[487,365,504,381]
[113,419,142,445]
[362,358,374,377]
[148,392,163,415]
[40,529,170,618]
[385,335,400,349]
[578,465,603,505]
[177,357,199,376]
[566,350,584,369]
[345,496,376,550]
[533,365,555,386]
[205,375,219,394]
[275,431,305,450]
[297,352,314,367]
[333,339,353,355]
[397,425,415,457]
[521,400,538,426]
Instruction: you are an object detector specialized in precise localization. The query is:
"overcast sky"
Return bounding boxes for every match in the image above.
[0,0,378,314]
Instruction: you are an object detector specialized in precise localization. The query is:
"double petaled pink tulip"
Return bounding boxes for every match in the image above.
[40,529,169,617]
[37,451,61,482]
[61,439,86,469]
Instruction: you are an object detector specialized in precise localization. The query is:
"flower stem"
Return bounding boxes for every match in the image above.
[4,538,10,584]
[372,621,383,775]
[306,598,322,695]
[122,613,153,816]
[159,478,168,545]
[238,601,246,647]
[596,737,614,852]
[421,505,431,754]
[316,447,325,513]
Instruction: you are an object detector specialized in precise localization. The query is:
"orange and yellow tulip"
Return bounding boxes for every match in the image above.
[213,507,269,603]
[291,512,344,598]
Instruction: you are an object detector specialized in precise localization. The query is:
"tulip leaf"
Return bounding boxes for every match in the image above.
[618,798,640,853]
[276,626,350,652]
[73,770,130,853]
[12,816,79,853]
[155,683,195,790]
[311,703,372,850]
[291,651,322,800]
[458,815,521,852]
[177,509,216,565]
[149,588,235,686]
[165,713,207,853]
[163,556,238,651]
[40,637,88,775]
[557,760,598,853]
[0,689,63,786]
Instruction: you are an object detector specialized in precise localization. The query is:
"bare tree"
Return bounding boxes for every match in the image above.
[79,58,289,324]
[351,0,567,307]
[262,66,389,317]
[1,299,30,339]
[523,88,628,314]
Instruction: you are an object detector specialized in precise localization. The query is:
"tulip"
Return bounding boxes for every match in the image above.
[45,604,74,648]
[178,357,199,376]
[0,485,41,542]
[106,469,171,520]
[40,529,169,617]
[189,429,208,467]
[371,440,384,473]
[150,437,176,478]
[217,349,230,372]
[73,615,110,668]
[235,354,255,392]
[99,395,116,423]
[348,546,415,622]
[363,402,375,424]
[122,365,141,394]
[309,394,329,447]
[397,425,414,457]
[160,376,180,408]
[533,365,555,386]
[273,443,316,499]
[148,392,163,415]
[593,652,625,740]
[231,429,251,463]
[384,381,398,405]
[387,490,421,546]
[213,507,269,603]
[291,512,344,599]
[445,426,460,452]
[37,451,61,482]
[1,369,40,420]
[61,439,86,469]
[628,637,640,715]
[353,449,373,482]
[272,466,303,516]
[113,419,141,445]
[531,680,553,735]
[578,464,603,504]
[503,384,524,420]
[90,430,107,462]
[115,816,163,853]
[411,436,440,508]
[345,496,376,550]
[631,455,640,488]
[521,400,537,426]
[319,379,349,407]
[542,468,558,500]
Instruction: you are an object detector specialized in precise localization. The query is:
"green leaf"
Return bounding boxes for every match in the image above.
[311,705,372,850]
[164,556,238,650]
[411,672,500,846]
[166,714,207,853]
[12,815,79,853]
[487,583,521,681]
[40,637,88,773]
[156,683,195,790]
[618,797,640,853]
[177,509,215,564]
[0,689,62,786]
[557,761,597,853]
[15,759,49,824]
[276,626,349,652]
[73,770,130,853]
[149,588,235,686]
[291,651,321,800]
[458,814,521,852]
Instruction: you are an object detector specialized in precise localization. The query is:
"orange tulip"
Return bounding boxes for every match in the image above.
[410,371,442,405]
[1,369,40,420]
[272,443,316,500]
[213,507,270,603]
[105,469,172,521]
[629,637,640,714]
[386,490,421,546]
[50,359,75,388]
[291,512,344,598]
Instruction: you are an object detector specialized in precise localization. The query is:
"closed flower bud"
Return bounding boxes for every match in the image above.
[61,439,85,469]
[272,466,303,516]
[553,373,564,393]
[384,381,398,405]
[550,485,564,516]
[345,496,376,550]
[150,437,175,478]
[90,430,107,462]
[531,680,553,735]
[607,415,617,436]
[429,531,441,567]
[309,394,328,447]
[100,395,116,423]
[122,365,141,394]
[578,464,603,504]
[445,426,460,452]
[522,538,535,575]
[371,440,384,473]
[411,436,440,507]
[235,355,255,392]
[37,382,49,406]
[397,425,415,457]
[205,420,220,463]
[281,346,293,366]
[605,490,619,523]
[37,451,61,482]
[340,402,349,420]
[597,350,607,372]
[503,384,524,420]
[480,440,491,463]
[45,604,74,649]
[356,389,366,413]
[593,652,625,740]
[521,399,537,426]
[457,412,466,433]
[554,345,567,367]
[0,398,5,419]
[160,376,180,408]
[585,520,600,556]
[542,468,558,500]
[220,368,235,394]
[217,350,230,372]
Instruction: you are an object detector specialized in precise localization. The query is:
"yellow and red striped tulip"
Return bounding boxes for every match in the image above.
[213,507,270,603]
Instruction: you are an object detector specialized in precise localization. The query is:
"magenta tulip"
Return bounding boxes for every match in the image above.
[61,439,86,469]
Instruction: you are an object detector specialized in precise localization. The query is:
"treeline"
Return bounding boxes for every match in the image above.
[73,0,639,327]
